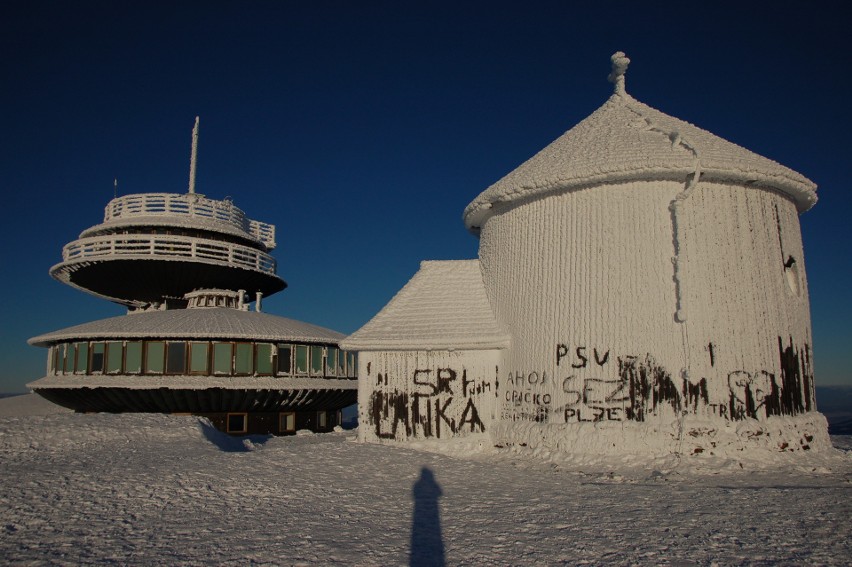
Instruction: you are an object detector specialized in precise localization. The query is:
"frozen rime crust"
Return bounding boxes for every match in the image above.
[491,413,836,470]
[341,260,510,351]
[463,85,817,233]
[28,307,344,346]
[349,53,828,463]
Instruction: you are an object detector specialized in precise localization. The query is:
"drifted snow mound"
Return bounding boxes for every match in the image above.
[0,411,203,457]
[491,413,845,473]
[0,393,72,416]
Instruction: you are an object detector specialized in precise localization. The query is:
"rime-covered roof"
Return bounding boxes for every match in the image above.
[464,53,817,233]
[28,308,344,346]
[340,260,510,351]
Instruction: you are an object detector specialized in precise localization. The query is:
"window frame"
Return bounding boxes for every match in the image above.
[276,344,292,376]
[90,342,106,374]
[279,412,296,434]
[74,341,88,374]
[212,342,233,375]
[234,342,253,376]
[294,344,309,375]
[226,412,248,434]
[188,341,210,375]
[165,341,187,375]
[105,341,124,374]
[254,343,274,376]
[310,345,324,376]
[125,341,143,374]
[145,341,166,374]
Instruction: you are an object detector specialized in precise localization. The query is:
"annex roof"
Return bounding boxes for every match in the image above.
[463,52,817,233]
[340,260,510,351]
[28,308,345,346]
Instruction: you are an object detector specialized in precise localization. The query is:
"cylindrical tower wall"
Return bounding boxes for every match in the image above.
[478,179,818,454]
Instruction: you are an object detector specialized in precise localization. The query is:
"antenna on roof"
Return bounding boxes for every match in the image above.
[188,116,200,194]
[113,178,117,199]
[608,51,630,95]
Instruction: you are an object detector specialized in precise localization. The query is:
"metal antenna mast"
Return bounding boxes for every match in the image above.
[188,116,199,194]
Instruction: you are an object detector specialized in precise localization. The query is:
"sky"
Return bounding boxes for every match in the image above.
[1,0,850,392]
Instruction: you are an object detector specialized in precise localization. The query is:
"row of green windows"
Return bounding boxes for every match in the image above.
[50,340,357,379]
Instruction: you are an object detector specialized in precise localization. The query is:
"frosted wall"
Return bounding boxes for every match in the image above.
[478,179,815,438]
[358,350,500,443]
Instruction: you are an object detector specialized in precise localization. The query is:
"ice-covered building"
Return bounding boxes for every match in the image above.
[342,53,830,458]
[28,119,357,435]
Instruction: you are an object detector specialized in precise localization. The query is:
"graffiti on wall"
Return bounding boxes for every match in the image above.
[368,365,494,440]
[503,337,813,424]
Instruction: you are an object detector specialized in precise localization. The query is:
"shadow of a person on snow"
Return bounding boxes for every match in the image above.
[410,467,446,567]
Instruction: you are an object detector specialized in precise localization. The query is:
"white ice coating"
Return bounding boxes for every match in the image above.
[348,52,827,461]
[188,116,200,194]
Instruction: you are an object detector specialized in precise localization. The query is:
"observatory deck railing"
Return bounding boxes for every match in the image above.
[104,193,276,249]
[60,234,277,274]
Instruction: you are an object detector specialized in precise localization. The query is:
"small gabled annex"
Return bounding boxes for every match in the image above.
[341,260,509,441]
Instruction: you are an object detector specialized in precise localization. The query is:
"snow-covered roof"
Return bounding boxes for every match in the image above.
[28,308,345,346]
[464,52,817,233]
[340,260,510,351]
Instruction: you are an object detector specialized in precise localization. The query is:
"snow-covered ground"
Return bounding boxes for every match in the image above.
[2,394,851,565]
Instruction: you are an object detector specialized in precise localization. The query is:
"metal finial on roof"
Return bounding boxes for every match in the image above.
[608,51,630,95]
[188,116,200,194]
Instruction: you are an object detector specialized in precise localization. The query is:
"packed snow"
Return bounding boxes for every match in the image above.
[2,394,851,565]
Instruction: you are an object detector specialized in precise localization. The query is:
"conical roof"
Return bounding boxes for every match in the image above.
[464,52,817,233]
[28,307,344,346]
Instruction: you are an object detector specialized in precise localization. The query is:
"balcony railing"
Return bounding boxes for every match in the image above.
[103,193,276,249]
[61,234,277,275]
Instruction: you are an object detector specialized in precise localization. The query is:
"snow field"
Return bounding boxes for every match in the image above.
[1,395,851,565]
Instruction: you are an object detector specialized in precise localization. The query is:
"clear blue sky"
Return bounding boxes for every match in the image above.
[1,1,849,392]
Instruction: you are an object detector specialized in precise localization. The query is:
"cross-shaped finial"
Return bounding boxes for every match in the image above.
[608,51,630,95]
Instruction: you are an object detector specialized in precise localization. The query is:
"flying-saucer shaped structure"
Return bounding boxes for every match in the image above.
[28,119,357,435]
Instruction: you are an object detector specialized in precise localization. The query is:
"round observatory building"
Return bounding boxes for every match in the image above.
[28,120,357,435]
[344,53,829,459]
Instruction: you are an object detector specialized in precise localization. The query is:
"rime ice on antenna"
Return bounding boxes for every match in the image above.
[607,51,630,95]
[188,116,200,194]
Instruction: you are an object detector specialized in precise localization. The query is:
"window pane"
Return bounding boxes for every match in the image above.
[255,343,273,375]
[213,343,232,374]
[166,342,186,374]
[190,342,209,374]
[63,344,73,373]
[280,412,295,432]
[106,342,123,373]
[318,411,327,428]
[227,413,247,434]
[348,352,357,378]
[295,345,308,374]
[326,347,338,377]
[146,342,165,374]
[75,342,88,373]
[310,346,323,375]
[234,343,253,375]
[125,342,142,373]
[276,344,292,375]
[337,349,344,375]
[91,343,105,373]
